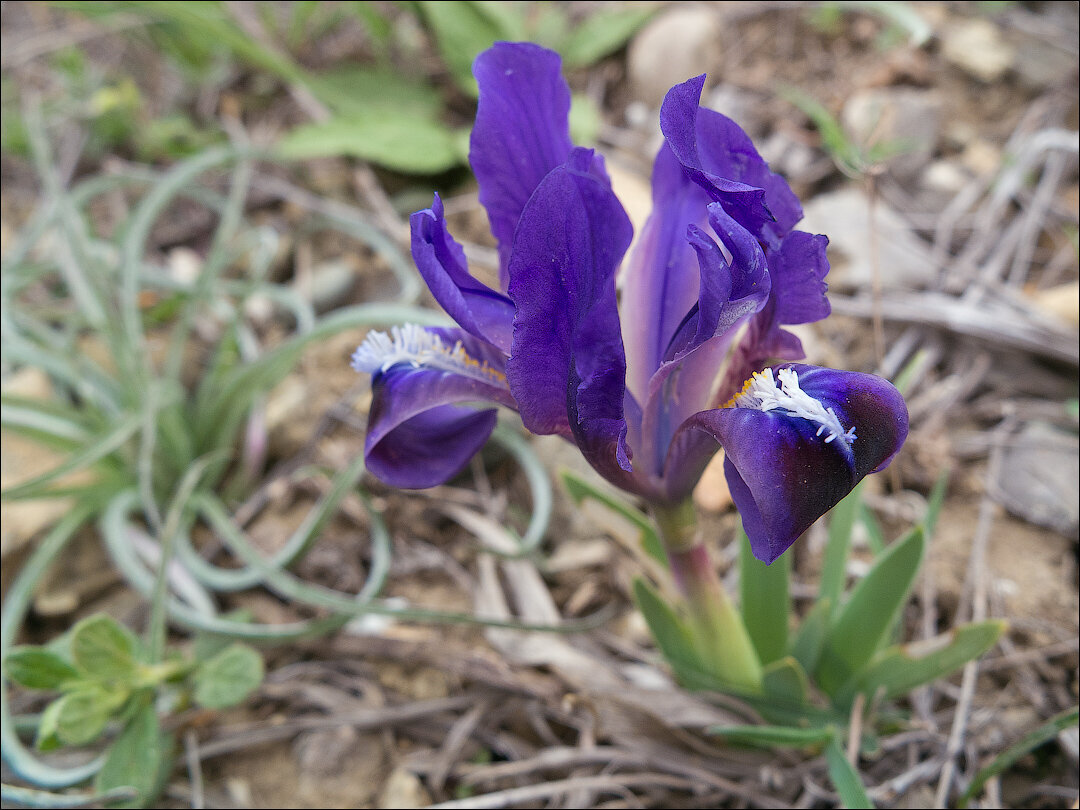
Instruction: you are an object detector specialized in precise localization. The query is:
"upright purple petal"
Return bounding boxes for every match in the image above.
[411,194,515,353]
[635,204,770,477]
[620,145,712,404]
[505,149,635,481]
[470,42,575,284]
[660,75,802,248]
[354,326,516,489]
[667,364,908,563]
[714,229,831,406]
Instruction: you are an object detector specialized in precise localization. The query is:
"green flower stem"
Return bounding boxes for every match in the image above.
[652,500,762,691]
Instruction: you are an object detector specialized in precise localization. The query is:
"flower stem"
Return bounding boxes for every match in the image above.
[652,500,762,692]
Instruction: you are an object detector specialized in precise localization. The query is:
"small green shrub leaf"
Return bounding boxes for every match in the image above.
[558,5,656,68]
[55,687,123,747]
[4,647,81,690]
[193,643,264,709]
[94,702,170,808]
[70,615,140,681]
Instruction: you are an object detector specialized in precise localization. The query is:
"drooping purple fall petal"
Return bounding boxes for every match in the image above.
[354,326,516,488]
[672,364,909,563]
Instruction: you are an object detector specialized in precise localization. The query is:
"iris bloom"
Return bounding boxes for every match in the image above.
[353,42,907,564]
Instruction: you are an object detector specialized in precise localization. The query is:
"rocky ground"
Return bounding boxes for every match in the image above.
[1,2,1078,808]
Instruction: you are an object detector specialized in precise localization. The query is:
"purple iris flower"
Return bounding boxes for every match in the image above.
[352,42,908,564]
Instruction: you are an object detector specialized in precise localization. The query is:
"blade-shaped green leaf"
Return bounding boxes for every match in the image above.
[631,577,710,688]
[561,469,664,565]
[825,736,874,809]
[761,656,809,706]
[958,705,1079,808]
[740,527,789,665]
[819,482,863,614]
[815,527,925,695]
[55,687,125,747]
[3,647,81,690]
[790,597,831,675]
[276,115,467,175]
[709,723,835,748]
[835,620,1006,707]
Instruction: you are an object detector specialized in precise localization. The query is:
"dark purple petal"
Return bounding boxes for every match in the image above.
[660,75,802,248]
[410,194,515,353]
[620,144,712,403]
[767,229,831,326]
[505,149,634,479]
[357,326,516,489]
[713,229,831,405]
[635,204,771,477]
[470,42,575,283]
[665,364,908,563]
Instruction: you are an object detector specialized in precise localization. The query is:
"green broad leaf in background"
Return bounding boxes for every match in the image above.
[819,481,863,616]
[415,0,525,95]
[304,67,445,120]
[709,723,836,749]
[824,735,875,809]
[3,647,81,690]
[815,527,925,696]
[561,469,666,566]
[70,615,141,682]
[276,116,467,174]
[557,5,657,68]
[569,94,603,146]
[192,643,264,709]
[94,702,171,808]
[835,620,1007,707]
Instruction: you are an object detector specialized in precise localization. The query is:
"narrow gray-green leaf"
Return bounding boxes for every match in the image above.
[761,657,809,706]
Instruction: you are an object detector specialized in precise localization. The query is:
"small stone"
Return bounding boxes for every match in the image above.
[298,258,357,313]
[942,18,1016,83]
[959,138,1002,177]
[842,88,943,181]
[378,767,431,810]
[628,6,723,108]
[799,188,936,290]
[995,422,1079,538]
[922,160,970,195]
[693,450,732,513]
